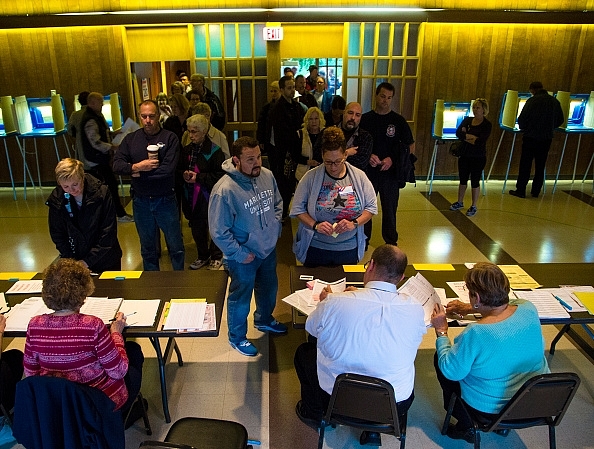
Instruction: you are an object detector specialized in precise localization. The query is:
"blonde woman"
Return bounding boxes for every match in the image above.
[295,107,325,181]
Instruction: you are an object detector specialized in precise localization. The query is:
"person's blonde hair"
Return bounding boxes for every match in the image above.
[55,158,84,184]
[302,107,326,131]
[169,93,190,116]
[473,98,489,116]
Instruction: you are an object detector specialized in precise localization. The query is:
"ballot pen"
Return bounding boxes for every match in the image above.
[554,295,572,311]
[109,312,137,321]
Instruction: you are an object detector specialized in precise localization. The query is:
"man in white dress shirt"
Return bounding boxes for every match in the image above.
[294,244,426,440]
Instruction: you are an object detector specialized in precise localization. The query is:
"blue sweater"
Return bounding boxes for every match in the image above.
[436,300,549,414]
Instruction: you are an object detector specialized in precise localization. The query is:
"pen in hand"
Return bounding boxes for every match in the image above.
[109,311,137,322]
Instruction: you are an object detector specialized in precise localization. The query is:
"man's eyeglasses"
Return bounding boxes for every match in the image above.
[323,158,346,167]
[364,260,371,270]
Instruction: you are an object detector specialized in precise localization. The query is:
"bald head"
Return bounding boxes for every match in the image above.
[364,244,408,285]
[342,102,362,131]
[87,92,104,113]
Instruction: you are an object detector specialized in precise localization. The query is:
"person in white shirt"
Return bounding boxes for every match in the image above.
[294,244,426,437]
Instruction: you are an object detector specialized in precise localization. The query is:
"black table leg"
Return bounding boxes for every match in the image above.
[149,336,171,423]
[550,324,571,355]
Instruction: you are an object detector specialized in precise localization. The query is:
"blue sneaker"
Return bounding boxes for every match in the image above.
[449,201,464,211]
[254,319,288,334]
[229,340,258,357]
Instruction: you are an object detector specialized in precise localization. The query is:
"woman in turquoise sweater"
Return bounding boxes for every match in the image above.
[430,262,549,443]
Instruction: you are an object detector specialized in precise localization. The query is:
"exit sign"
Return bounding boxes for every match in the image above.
[263,27,283,41]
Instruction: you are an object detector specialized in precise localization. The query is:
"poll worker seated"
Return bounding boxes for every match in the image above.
[294,244,427,434]
[23,259,145,424]
[430,262,550,444]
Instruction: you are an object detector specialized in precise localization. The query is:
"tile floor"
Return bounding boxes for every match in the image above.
[1,179,593,449]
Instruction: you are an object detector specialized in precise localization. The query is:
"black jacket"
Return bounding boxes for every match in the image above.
[518,89,565,140]
[46,174,122,273]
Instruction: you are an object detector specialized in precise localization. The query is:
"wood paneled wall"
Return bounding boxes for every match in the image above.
[1,0,593,15]
[416,23,594,180]
[0,26,130,185]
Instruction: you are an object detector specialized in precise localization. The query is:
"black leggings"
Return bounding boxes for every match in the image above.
[458,156,486,189]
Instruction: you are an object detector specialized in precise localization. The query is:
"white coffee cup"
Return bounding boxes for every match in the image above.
[147,145,159,160]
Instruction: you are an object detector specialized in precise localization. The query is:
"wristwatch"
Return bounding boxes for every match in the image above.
[437,331,448,337]
[351,218,358,227]
[313,221,321,231]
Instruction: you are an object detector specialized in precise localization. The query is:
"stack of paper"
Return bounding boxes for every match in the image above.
[119,299,161,326]
[498,265,542,289]
[162,299,208,331]
[514,290,570,319]
[5,297,53,331]
[80,297,123,324]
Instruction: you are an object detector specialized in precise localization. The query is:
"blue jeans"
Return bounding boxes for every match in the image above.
[132,194,185,271]
[224,249,278,344]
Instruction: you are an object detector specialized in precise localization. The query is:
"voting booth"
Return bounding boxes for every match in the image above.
[15,93,71,197]
[552,92,594,193]
[485,90,534,193]
[0,96,22,200]
[427,100,475,194]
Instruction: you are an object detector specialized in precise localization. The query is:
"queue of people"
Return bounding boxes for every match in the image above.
[1,74,561,447]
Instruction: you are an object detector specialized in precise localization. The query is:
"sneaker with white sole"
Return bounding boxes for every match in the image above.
[189,258,209,270]
[207,259,222,270]
[117,214,134,223]
[255,319,288,334]
[466,206,477,217]
[449,201,464,211]
[229,339,258,357]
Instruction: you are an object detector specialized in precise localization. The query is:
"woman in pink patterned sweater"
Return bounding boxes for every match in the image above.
[23,259,143,413]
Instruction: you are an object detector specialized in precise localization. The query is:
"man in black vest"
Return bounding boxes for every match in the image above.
[81,92,133,222]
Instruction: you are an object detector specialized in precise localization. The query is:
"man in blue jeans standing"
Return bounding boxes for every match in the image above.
[113,100,185,271]
[209,136,287,356]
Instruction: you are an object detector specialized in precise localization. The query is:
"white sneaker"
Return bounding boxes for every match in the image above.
[207,259,222,270]
[117,214,134,223]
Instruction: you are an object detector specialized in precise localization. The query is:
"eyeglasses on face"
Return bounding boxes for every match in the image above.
[323,158,346,167]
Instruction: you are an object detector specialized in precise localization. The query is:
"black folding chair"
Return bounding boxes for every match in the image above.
[441,372,581,449]
[140,417,251,449]
[318,373,407,449]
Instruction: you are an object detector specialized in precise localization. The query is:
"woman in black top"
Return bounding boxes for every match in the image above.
[449,98,492,217]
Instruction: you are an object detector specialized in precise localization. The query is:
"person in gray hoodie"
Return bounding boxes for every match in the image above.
[208,136,287,356]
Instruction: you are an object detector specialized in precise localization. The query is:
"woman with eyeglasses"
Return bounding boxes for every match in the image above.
[449,98,492,217]
[290,127,377,267]
[430,262,549,443]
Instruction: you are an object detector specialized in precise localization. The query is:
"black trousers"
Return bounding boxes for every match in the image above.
[515,136,553,197]
[433,352,497,430]
[0,349,24,413]
[294,342,414,420]
[120,341,145,414]
[87,165,128,217]
[364,173,400,246]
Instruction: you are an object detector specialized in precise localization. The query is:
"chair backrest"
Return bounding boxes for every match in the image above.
[324,373,400,433]
[492,372,580,427]
[13,375,125,449]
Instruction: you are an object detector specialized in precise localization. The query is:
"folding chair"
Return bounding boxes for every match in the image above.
[318,373,408,449]
[139,417,250,449]
[441,372,580,449]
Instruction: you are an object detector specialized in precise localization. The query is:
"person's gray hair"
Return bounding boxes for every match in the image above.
[191,102,212,119]
[186,114,210,132]
[191,73,206,83]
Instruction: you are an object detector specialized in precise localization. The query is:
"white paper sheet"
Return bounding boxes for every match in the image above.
[163,300,207,331]
[5,280,43,294]
[119,299,161,327]
[514,290,570,319]
[5,297,53,331]
[80,297,123,324]
[398,273,440,326]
